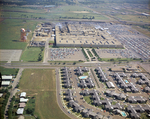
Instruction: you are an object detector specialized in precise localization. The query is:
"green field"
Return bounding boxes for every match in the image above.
[0,66,19,75]
[51,5,109,20]
[0,19,38,50]
[115,14,150,23]
[83,96,92,104]
[19,69,70,119]
[0,5,109,20]
[20,47,44,62]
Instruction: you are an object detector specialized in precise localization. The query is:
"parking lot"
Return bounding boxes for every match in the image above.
[98,23,150,60]
[95,49,138,58]
[0,50,22,62]
[48,48,86,61]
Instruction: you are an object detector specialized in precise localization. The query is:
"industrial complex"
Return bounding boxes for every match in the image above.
[55,22,123,48]
[1,17,150,119]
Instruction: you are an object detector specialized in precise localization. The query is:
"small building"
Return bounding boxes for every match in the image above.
[82,89,89,96]
[144,87,150,93]
[119,73,127,77]
[80,80,87,88]
[20,98,28,103]
[125,88,131,92]
[1,81,10,86]
[131,73,138,78]
[16,108,24,115]
[82,67,89,72]
[2,76,12,81]
[19,103,26,108]
[20,92,26,98]
[0,93,3,98]
[64,89,74,101]
[76,67,83,76]
[106,82,115,88]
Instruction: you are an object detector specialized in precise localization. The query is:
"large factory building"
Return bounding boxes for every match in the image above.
[55,22,123,48]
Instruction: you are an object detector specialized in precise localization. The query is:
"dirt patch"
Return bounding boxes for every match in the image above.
[71,11,90,13]
[31,73,34,75]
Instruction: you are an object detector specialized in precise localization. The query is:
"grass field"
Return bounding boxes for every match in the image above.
[100,58,141,62]
[51,5,109,20]
[114,14,150,23]
[83,96,92,104]
[132,25,150,37]
[0,19,38,50]
[1,5,109,20]
[20,47,44,62]
[0,66,19,75]
[19,69,70,119]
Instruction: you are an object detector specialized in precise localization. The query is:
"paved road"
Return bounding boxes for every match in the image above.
[56,68,78,119]
[4,68,24,119]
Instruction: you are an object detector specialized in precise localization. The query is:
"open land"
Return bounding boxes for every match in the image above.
[19,69,70,119]
[20,47,44,62]
[0,19,38,50]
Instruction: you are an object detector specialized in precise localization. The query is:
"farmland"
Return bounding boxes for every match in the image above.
[19,69,70,119]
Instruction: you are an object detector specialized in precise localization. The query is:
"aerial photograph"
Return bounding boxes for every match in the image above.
[0,0,150,119]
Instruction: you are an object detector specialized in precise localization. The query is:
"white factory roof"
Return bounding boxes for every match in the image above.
[20,98,28,103]
[20,92,26,98]
[16,108,24,115]
[1,81,10,86]
[2,76,12,80]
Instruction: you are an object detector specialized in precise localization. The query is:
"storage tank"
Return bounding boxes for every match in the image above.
[20,28,26,42]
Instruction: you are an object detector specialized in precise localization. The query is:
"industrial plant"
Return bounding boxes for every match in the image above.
[55,22,123,48]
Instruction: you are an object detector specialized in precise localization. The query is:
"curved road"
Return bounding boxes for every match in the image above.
[55,68,78,119]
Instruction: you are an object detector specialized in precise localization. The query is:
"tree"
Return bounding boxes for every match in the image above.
[26,107,34,115]
[110,58,114,61]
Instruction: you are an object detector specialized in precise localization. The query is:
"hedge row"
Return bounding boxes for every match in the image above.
[82,48,89,60]
[92,48,102,61]
[0,89,10,119]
